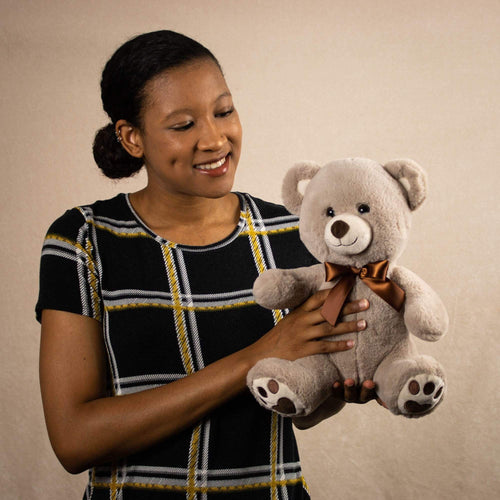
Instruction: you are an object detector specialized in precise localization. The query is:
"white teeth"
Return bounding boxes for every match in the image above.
[196,156,227,170]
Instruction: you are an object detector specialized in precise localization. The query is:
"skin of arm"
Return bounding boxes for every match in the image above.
[39,289,368,474]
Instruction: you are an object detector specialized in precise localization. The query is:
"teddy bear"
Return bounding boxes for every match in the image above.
[247,157,448,423]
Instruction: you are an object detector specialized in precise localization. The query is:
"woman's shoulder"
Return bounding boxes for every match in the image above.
[44,193,130,237]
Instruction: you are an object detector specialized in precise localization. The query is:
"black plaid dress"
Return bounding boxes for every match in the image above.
[36,192,315,500]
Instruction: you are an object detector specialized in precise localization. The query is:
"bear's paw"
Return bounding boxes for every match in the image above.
[397,373,445,418]
[251,377,306,416]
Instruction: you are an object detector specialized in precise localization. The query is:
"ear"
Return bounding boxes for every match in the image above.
[383,159,427,211]
[281,161,321,215]
[116,119,144,159]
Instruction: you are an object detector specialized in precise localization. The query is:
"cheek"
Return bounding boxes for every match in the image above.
[228,113,242,139]
[154,138,191,165]
[298,214,331,261]
[231,125,243,150]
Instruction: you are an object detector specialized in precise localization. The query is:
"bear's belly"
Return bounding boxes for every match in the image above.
[326,283,407,383]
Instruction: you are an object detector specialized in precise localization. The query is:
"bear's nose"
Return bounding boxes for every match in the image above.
[331,220,350,238]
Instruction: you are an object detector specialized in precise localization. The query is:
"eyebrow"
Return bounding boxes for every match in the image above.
[163,92,233,121]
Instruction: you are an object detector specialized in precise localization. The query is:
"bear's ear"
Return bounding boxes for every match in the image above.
[281,161,321,215]
[383,159,427,211]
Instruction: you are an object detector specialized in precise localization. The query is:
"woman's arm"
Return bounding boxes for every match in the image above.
[39,289,368,474]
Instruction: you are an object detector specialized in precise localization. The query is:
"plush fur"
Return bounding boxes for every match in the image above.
[247,158,448,424]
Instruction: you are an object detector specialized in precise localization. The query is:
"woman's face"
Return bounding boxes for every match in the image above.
[131,58,242,200]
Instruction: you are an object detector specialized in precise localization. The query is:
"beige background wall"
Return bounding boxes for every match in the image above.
[1,1,499,498]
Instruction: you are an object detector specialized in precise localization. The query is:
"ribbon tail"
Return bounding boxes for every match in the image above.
[364,279,406,311]
[321,274,357,326]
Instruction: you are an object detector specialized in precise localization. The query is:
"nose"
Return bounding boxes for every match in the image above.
[197,118,226,151]
[331,220,350,238]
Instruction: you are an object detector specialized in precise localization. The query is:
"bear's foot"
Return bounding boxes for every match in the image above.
[251,377,306,416]
[397,373,444,417]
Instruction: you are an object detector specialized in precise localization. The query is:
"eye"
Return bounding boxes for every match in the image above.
[216,107,235,118]
[357,204,370,214]
[171,121,194,131]
[326,207,335,217]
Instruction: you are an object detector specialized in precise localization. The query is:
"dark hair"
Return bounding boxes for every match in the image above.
[93,30,221,179]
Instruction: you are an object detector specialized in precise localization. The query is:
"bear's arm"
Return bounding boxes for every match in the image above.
[253,263,326,310]
[390,266,449,341]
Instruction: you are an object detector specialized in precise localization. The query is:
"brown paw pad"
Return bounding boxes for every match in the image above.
[257,379,280,399]
[273,397,296,414]
[404,400,432,413]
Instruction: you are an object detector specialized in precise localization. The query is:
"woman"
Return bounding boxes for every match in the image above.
[37,30,374,499]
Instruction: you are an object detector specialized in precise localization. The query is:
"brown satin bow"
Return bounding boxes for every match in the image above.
[321,260,405,325]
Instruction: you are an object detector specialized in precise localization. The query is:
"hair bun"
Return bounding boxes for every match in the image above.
[93,124,143,179]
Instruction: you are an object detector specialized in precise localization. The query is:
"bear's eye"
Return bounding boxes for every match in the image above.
[357,204,370,214]
[326,207,335,217]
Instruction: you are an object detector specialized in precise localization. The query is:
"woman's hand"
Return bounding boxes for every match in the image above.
[247,288,369,364]
[332,379,388,408]
[294,379,387,430]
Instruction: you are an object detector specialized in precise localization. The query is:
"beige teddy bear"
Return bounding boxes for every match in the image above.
[247,158,448,424]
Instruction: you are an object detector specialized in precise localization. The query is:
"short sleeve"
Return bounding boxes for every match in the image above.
[35,208,102,323]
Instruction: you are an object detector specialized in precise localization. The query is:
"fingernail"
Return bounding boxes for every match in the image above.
[357,320,366,330]
[347,340,355,347]
[358,299,369,310]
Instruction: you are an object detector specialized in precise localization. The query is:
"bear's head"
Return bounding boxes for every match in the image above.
[282,158,427,268]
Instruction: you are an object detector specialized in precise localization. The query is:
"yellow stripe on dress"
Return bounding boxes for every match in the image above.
[45,233,90,256]
[242,208,284,499]
[85,238,101,321]
[187,424,202,500]
[161,243,195,375]
[91,477,307,494]
[161,242,200,497]
[104,300,255,313]
[239,224,299,237]
[241,210,266,275]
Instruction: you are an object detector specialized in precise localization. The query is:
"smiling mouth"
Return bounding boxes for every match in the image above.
[333,237,358,247]
[194,154,229,171]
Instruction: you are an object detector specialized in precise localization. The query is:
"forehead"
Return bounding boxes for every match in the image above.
[142,59,230,115]
[305,161,402,209]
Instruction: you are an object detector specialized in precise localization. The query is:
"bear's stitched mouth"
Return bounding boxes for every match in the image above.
[332,237,358,247]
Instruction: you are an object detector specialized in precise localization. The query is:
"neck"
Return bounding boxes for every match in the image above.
[129,186,241,245]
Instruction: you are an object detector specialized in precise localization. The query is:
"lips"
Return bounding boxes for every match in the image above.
[194,154,230,177]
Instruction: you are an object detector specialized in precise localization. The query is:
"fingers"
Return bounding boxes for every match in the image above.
[359,380,376,403]
[299,307,367,333]
[300,288,331,312]
[332,379,358,402]
[332,380,378,404]
[306,318,366,354]
[328,319,366,336]
[343,379,358,402]
[341,298,370,316]
[332,381,344,400]
[307,319,365,344]
[317,339,355,354]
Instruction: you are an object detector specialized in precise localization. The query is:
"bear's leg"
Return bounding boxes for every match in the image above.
[248,355,339,417]
[374,352,446,418]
